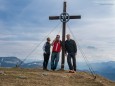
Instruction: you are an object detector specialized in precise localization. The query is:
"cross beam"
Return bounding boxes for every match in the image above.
[49,1,81,70]
[49,15,81,20]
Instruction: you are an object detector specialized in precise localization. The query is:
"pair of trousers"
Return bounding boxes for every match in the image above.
[51,52,60,70]
[43,53,50,69]
[67,53,76,71]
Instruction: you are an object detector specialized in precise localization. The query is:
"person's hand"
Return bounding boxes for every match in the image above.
[51,38,56,46]
[44,51,46,54]
[75,53,77,56]
[65,53,67,56]
[53,38,56,42]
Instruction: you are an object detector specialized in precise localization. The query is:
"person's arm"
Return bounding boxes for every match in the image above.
[43,43,46,53]
[73,40,77,53]
[65,41,67,56]
[51,39,56,46]
[60,40,62,50]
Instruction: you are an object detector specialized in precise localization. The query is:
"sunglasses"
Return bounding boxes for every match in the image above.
[56,37,60,38]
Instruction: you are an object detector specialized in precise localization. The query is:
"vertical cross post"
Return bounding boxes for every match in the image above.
[61,2,66,69]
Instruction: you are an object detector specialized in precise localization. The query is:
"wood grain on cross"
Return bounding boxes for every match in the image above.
[49,1,81,70]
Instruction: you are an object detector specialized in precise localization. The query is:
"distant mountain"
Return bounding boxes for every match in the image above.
[21,61,43,68]
[77,61,115,81]
[92,61,115,81]
[0,57,22,67]
[0,57,42,68]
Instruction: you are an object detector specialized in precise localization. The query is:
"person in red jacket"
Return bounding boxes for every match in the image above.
[51,35,62,71]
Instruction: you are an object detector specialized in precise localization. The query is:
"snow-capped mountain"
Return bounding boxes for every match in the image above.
[0,57,22,67]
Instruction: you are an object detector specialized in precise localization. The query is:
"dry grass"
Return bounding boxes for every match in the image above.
[0,68,115,86]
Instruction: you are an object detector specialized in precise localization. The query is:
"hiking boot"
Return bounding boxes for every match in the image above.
[45,69,49,71]
[69,70,75,73]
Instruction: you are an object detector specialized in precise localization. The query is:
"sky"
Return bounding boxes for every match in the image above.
[0,0,115,63]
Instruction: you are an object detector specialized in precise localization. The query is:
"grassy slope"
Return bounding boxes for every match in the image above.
[0,68,115,86]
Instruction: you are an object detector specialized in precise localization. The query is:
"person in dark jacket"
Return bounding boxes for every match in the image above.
[43,37,51,70]
[65,34,77,73]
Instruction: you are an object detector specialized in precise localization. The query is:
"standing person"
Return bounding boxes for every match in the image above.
[43,37,51,70]
[51,35,62,71]
[65,34,77,73]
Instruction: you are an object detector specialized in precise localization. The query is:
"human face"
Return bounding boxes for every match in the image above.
[48,40,50,43]
[47,38,51,43]
[56,36,60,41]
[66,34,70,40]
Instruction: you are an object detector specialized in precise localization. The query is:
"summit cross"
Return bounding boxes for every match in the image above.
[49,1,81,70]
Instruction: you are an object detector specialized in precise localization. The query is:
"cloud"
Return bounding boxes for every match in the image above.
[86,46,97,50]
[0,0,115,62]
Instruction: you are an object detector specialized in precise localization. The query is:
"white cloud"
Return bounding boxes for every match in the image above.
[0,0,115,62]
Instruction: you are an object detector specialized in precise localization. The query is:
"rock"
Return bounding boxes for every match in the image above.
[17,76,27,79]
[42,72,48,76]
[0,71,6,75]
[61,75,67,78]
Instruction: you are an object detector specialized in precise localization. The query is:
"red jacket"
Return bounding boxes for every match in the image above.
[52,41,62,52]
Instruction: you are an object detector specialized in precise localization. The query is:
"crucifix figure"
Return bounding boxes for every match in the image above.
[49,1,81,70]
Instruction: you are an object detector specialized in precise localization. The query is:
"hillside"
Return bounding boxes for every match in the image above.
[0,68,115,86]
[1,57,115,81]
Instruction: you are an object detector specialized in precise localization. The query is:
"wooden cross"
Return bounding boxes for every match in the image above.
[49,1,81,70]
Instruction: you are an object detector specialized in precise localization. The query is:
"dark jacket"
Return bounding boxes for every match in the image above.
[43,42,51,54]
[65,39,77,53]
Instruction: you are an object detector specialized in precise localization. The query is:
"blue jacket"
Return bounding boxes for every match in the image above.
[43,42,51,54]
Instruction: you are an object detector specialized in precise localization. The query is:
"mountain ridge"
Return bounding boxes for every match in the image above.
[0,68,115,86]
[0,57,115,81]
